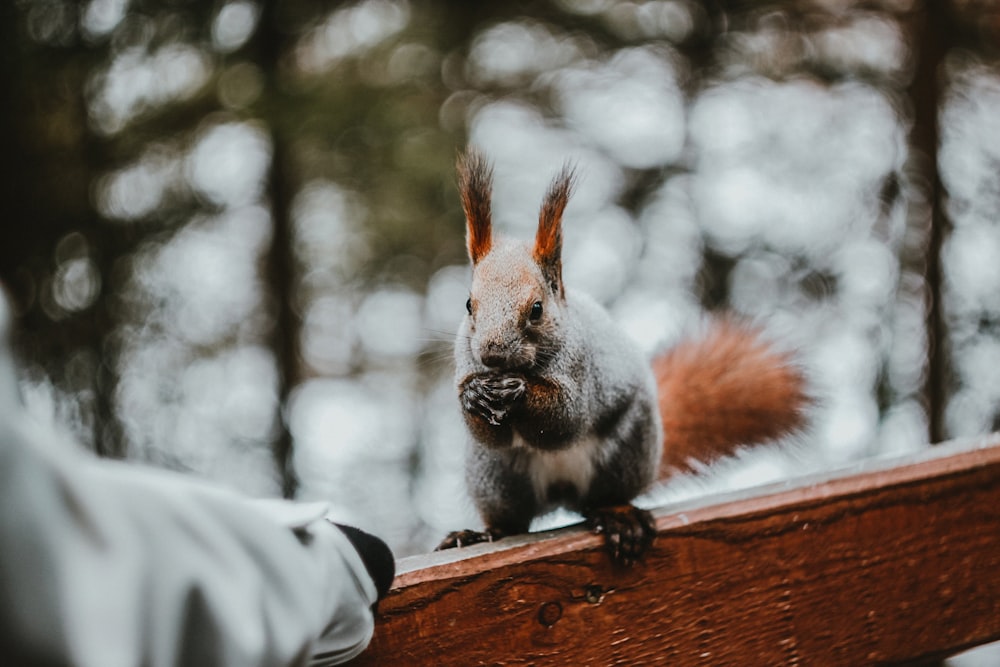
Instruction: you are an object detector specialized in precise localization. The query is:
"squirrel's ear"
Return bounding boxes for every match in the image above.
[535,163,575,297]
[457,148,493,264]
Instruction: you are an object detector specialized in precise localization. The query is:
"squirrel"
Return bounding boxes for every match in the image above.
[436,149,810,566]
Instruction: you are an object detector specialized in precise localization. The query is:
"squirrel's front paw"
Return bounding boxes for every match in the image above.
[435,528,499,550]
[460,373,525,426]
[585,504,656,567]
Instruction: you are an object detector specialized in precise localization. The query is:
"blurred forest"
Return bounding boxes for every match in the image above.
[3,0,1000,556]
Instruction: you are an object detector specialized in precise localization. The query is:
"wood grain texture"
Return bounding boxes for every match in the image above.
[355,435,1000,666]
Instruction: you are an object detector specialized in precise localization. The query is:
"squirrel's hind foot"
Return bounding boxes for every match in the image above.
[585,504,656,567]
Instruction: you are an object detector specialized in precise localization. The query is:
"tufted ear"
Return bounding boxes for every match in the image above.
[457,148,494,264]
[534,163,575,297]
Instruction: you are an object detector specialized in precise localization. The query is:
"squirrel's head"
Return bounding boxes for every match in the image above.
[457,148,575,371]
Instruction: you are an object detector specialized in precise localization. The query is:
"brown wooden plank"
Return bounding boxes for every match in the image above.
[355,435,1000,665]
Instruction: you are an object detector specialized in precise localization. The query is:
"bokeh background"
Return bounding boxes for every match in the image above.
[2,0,1000,558]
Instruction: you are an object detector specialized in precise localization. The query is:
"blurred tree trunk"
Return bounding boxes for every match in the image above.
[0,4,125,456]
[258,0,301,498]
[909,0,957,444]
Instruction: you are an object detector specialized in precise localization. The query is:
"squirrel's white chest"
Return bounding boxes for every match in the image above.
[515,433,603,505]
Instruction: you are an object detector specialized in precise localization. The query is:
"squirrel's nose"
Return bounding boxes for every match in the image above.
[479,342,509,369]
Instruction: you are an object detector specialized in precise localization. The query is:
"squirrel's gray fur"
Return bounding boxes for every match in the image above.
[452,151,662,541]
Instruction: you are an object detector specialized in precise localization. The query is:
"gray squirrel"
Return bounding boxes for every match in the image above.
[437,149,809,565]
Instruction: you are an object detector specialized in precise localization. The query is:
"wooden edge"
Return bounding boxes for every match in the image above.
[356,435,1000,665]
[395,433,1000,582]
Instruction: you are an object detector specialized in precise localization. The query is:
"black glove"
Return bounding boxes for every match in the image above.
[333,524,395,601]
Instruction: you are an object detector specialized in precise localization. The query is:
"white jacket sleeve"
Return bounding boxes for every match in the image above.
[0,349,381,666]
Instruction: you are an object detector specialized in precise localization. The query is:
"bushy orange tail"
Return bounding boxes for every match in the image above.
[653,320,810,478]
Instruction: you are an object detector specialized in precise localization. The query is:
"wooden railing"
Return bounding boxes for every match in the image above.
[355,434,1000,665]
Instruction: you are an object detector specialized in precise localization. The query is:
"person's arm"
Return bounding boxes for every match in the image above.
[0,312,392,667]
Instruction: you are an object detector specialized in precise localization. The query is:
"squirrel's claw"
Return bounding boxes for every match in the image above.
[585,504,656,567]
[435,528,497,551]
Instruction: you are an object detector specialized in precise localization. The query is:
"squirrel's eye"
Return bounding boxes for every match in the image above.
[529,301,543,321]
[466,298,472,315]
